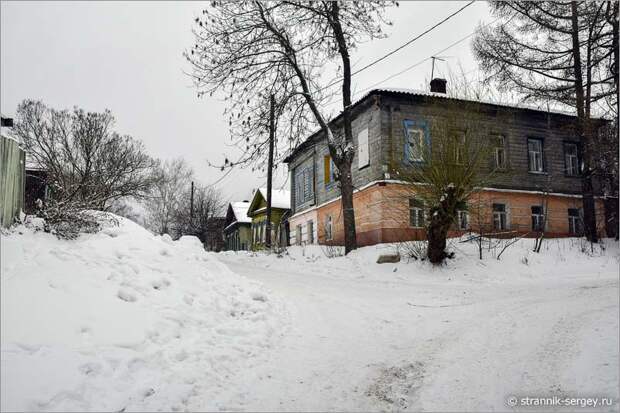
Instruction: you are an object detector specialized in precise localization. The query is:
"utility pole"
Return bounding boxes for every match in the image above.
[265,94,275,250]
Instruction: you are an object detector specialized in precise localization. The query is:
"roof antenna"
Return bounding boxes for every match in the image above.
[430,56,446,80]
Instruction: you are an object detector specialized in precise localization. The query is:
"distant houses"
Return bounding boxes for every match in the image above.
[247,188,290,249]
[224,201,252,251]
[224,188,291,251]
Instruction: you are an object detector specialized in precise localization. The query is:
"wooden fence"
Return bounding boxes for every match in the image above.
[0,135,25,227]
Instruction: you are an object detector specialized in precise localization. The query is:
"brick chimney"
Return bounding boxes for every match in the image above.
[430,78,447,94]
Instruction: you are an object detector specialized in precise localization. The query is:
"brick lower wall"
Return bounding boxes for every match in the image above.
[314,182,607,247]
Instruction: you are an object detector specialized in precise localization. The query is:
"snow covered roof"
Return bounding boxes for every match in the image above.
[283,87,584,163]
[231,201,251,224]
[257,188,290,210]
[359,87,577,117]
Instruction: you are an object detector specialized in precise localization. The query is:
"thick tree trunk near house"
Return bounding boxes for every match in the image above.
[570,2,598,243]
[426,213,452,264]
[338,159,357,255]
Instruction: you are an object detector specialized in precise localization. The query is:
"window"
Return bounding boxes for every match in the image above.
[295,167,314,206]
[307,220,314,244]
[296,224,302,245]
[406,128,426,162]
[324,155,337,186]
[457,210,469,230]
[493,135,507,169]
[358,128,369,169]
[531,205,545,231]
[409,198,425,228]
[528,138,544,173]
[568,208,582,235]
[493,203,508,231]
[325,215,333,241]
[564,143,579,176]
[454,132,466,165]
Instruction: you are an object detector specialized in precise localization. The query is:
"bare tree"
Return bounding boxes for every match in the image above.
[172,183,227,243]
[473,1,618,243]
[399,103,494,264]
[13,100,156,211]
[145,158,193,235]
[186,1,393,254]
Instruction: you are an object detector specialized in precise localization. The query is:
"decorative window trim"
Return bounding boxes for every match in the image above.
[403,119,430,164]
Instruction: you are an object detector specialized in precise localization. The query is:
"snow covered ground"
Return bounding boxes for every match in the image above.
[1,216,286,412]
[2,215,618,412]
[217,239,619,412]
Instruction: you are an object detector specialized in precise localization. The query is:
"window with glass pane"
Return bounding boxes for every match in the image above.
[528,138,544,172]
[454,132,466,164]
[493,203,507,230]
[457,210,469,230]
[407,128,425,162]
[307,220,314,244]
[531,205,544,231]
[409,198,425,228]
[568,208,582,235]
[325,215,333,240]
[565,143,579,176]
[494,135,506,169]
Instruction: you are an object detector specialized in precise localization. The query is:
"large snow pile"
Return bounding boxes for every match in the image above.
[1,215,286,412]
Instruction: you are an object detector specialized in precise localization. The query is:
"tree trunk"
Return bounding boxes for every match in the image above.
[427,214,452,264]
[570,1,598,243]
[265,94,275,249]
[328,2,357,254]
[338,158,357,255]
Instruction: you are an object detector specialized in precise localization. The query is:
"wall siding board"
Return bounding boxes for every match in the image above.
[0,136,25,227]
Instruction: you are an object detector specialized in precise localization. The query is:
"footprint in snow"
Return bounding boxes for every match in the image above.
[117,289,137,302]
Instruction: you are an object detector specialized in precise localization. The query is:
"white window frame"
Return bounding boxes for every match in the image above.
[407,127,426,162]
[528,138,544,173]
[409,199,425,228]
[565,143,579,176]
[568,208,582,235]
[493,203,508,231]
[494,135,507,170]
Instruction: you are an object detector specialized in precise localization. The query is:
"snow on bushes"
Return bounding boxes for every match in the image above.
[1,215,286,412]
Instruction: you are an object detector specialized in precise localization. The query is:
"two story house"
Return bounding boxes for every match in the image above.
[284,80,607,246]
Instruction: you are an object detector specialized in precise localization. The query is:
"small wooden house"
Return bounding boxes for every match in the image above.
[247,188,290,249]
[223,201,252,251]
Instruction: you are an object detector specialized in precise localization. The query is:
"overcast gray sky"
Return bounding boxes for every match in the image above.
[1,1,491,203]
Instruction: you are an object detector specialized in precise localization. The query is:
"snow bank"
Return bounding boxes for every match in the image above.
[1,215,286,412]
[237,236,620,284]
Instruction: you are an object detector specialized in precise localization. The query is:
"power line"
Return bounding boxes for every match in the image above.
[320,1,476,93]
[348,17,501,100]
[351,1,475,78]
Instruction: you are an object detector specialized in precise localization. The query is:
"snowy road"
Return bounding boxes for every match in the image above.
[218,243,619,411]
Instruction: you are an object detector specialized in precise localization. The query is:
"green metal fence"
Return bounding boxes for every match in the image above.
[0,135,25,227]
